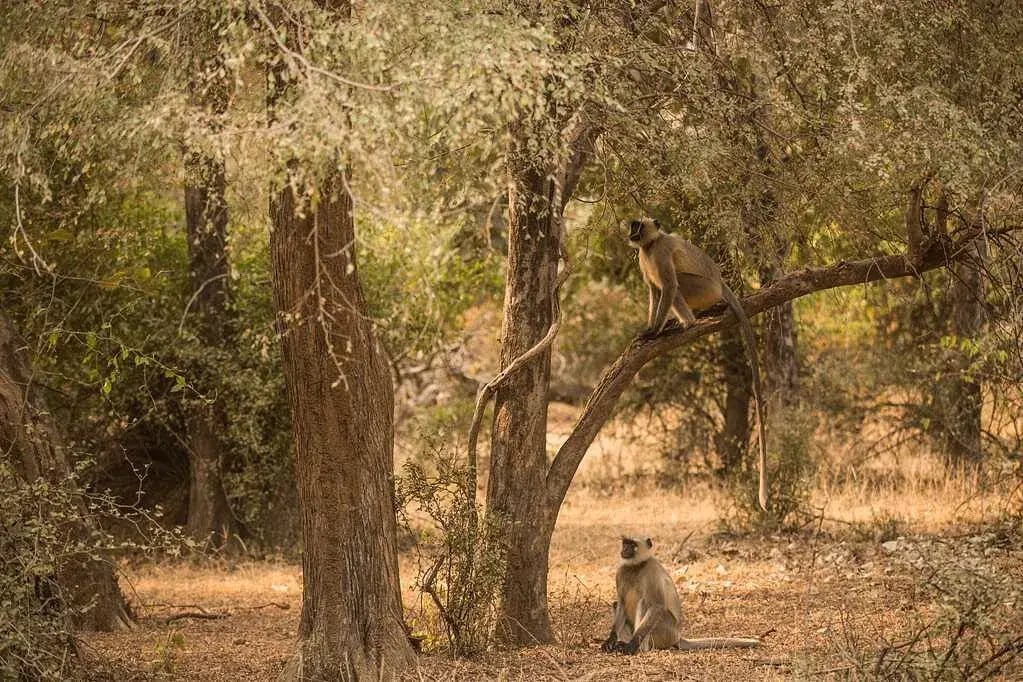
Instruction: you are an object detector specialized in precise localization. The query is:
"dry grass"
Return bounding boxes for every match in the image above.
[80,408,1021,680]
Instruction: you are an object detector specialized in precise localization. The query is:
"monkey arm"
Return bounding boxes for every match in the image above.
[601,600,626,652]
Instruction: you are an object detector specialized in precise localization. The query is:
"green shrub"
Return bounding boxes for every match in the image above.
[395,440,505,657]
[0,460,182,680]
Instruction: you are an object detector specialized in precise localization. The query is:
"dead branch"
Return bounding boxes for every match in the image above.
[465,262,570,501]
[465,120,597,501]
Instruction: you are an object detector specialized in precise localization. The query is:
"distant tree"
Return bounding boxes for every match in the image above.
[0,313,133,632]
[181,7,240,548]
[936,239,986,468]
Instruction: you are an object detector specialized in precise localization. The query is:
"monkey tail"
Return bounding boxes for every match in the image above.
[720,284,768,512]
[676,637,760,650]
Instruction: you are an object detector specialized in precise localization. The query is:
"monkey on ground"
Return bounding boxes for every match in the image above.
[601,535,760,654]
[627,217,768,511]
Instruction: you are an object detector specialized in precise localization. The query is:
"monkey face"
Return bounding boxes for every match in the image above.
[627,218,660,247]
[620,536,653,561]
[628,220,645,243]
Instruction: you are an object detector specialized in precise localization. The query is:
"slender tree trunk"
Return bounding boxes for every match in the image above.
[936,241,986,469]
[182,16,238,548]
[486,152,559,646]
[759,263,799,405]
[0,314,133,631]
[706,239,753,477]
[715,326,751,474]
[267,4,413,677]
[183,151,238,547]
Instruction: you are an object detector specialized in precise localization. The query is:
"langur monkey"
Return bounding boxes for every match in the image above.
[601,535,760,654]
[628,217,768,511]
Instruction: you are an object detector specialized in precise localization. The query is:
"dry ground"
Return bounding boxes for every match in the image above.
[81,408,1022,680]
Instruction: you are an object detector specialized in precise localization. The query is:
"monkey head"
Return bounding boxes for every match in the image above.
[620,535,654,565]
[626,217,661,248]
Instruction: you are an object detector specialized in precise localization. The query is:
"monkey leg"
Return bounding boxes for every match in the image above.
[668,290,697,326]
[617,600,672,654]
[677,273,722,313]
[647,615,683,650]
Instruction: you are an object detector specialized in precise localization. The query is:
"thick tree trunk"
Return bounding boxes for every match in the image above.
[266,4,412,671]
[270,168,413,680]
[0,314,133,631]
[935,241,986,469]
[486,154,559,645]
[715,326,751,474]
[182,19,238,547]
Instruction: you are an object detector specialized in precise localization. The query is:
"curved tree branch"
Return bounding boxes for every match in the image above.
[544,229,1006,512]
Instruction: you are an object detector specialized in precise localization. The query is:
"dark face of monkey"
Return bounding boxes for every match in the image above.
[621,536,653,561]
[627,218,660,247]
[628,220,645,243]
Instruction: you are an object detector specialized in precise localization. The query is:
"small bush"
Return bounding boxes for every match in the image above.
[396,440,505,657]
[0,460,182,680]
[828,519,1023,679]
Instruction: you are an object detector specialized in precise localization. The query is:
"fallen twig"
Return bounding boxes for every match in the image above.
[165,611,228,624]
[239,602,290,611]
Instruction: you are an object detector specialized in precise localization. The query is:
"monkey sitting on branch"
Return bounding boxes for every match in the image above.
[627,216,768,511]
[601,535,760,654]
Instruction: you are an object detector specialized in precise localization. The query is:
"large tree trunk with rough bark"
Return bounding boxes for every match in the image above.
[267,4,413,678]
[935,241,986,469]
[270,169,413,681]
[486,148,559,646]
[0,313,133,631]
[182,13,238,548]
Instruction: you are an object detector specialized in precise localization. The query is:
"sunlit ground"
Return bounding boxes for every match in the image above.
[83,407,1021,680]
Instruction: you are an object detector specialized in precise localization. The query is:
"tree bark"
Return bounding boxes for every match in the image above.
[486,145,559,646]
[270,166,413,681]
[482,120,596,646]
[935,239,986,469]
[267,4,414,678]
[0,313,133,631]
[182,13,238,548]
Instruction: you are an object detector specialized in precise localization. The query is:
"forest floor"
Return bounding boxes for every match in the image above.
[81,406,1022,681]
